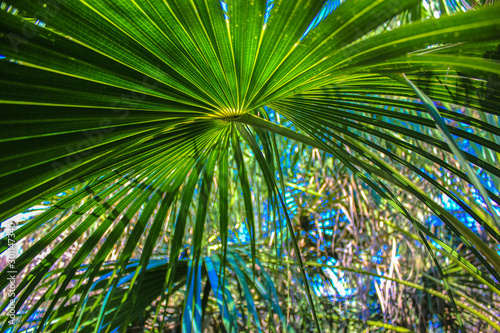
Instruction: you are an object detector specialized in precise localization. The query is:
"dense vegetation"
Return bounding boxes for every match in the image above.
[1,0,500,332]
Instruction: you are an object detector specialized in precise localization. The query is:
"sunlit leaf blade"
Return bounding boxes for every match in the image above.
[403,74,500,230]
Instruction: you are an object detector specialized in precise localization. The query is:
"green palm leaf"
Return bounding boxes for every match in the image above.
[1,0,500,331]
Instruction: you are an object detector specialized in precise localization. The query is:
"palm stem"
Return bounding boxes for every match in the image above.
[229,113,320,149]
